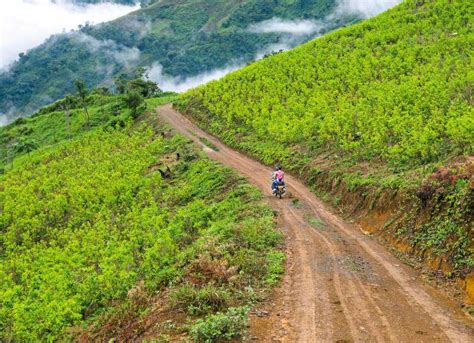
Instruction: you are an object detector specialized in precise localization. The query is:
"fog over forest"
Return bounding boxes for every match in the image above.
[0,0,139,70]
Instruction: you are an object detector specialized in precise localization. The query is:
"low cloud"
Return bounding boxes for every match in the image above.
[71,32,140,65]
[248,18,324,36]
[67,32,141,84]
[0,114,9,126]
[0,0,139,70]
[147,63,242,93]
[335,0,403,18]
[248,18,325,59]
[253,0,402,58]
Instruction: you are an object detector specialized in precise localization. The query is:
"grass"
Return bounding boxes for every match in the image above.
[199,136,220,151]
[307,216,328,231]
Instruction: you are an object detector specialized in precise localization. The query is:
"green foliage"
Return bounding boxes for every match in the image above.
[145,92,179,109]
[0,93,282,340]
[189,306,249,342]
[0,92,176,169]
[0,0,357,120]
[412,178,473,271]
[169,285,231,316]
[74,79,89,101]
[181,0,473,169]
[125,90,145,118]
[223,0,334,28]
[199,136,219,151]
[265,251,285,285]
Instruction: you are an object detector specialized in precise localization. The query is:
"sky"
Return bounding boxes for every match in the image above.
[0,0,139,70]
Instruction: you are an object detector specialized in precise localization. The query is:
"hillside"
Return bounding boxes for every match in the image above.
[0,90,283,341]
[179,0,473,279]
[0,0,367,122]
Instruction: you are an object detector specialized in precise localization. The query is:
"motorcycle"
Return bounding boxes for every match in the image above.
[273,180,286,199]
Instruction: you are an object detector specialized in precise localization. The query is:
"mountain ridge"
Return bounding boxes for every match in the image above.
[1,0,377,123]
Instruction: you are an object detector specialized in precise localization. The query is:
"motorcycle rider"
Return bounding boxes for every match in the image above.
[272,166,286,193]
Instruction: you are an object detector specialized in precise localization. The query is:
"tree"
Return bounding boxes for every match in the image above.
[124,90,144,118]
[114,74,128,94]
[62,95,75,138]
[74,80,90,125]
[134,67,147,79]
[128,78,162,98]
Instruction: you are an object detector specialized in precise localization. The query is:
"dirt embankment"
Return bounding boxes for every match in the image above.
[306,159,474,305]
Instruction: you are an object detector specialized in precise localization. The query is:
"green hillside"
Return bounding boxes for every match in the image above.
[0,0,358,122]
[179,0,473,273]
[0,92,283,341]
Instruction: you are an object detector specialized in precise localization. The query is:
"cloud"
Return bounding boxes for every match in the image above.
[69,31,141,83]
[0,114,8,126]
[147,63,242,93]
[335,0,403,18]
[248,17,325,59]
[0,0,139,70]
[248,18,324,36]
[71,31,140,65]
[252,0,402,58]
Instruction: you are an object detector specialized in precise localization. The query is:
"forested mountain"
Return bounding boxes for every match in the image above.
[0,0,364,122]
[180,0,473,275]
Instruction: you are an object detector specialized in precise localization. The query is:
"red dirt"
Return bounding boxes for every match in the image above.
[157,104,474,342]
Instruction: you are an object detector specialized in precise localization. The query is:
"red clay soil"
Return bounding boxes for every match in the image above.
[157,104,474,342]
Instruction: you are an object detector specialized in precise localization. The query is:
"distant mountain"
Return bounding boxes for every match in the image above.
[0,0,365,122]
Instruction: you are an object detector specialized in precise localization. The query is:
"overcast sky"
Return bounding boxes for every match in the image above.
[0,0,139,70]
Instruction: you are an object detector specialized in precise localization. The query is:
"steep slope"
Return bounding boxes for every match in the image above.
[179,0,473,286]
[0,0,367,122]
[0,93,283,341]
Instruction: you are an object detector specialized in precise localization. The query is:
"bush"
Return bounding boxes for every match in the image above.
[265,251,285,285]
[189,307,249,342]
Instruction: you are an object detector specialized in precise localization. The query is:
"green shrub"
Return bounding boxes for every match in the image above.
[266,251,285,286]
[189,307,249,342]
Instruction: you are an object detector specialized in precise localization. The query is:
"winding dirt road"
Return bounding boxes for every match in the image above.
[157,104,474,342]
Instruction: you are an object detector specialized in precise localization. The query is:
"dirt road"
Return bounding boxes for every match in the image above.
[157,104,474,342]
